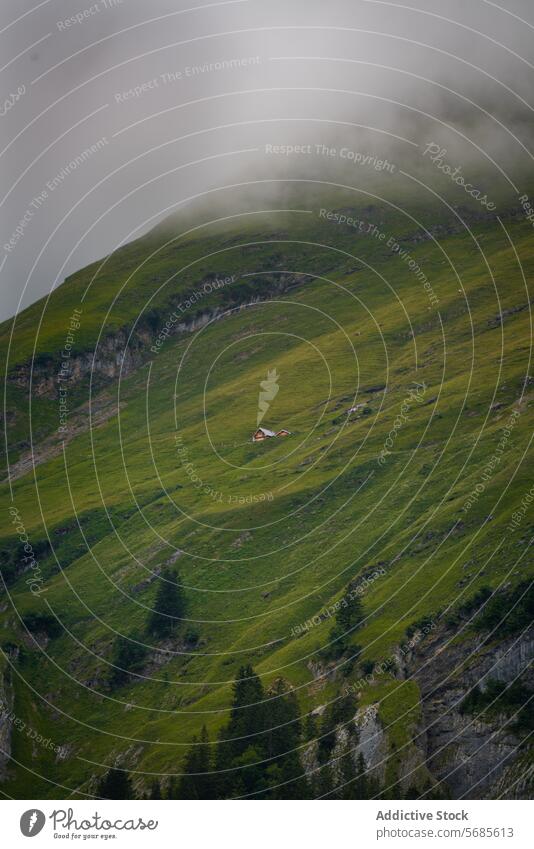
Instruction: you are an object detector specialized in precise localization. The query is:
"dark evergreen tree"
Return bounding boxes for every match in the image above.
[148,779,162,799]
[214,665,266,798]
[108,633,147,688]
[313,762,335,798]
[330,692,357,726]
[210,666,309,799]
[97,767,134,799]
[279,752,310,799]
[360,659,375,676]
[225,664,267,756]
[404,784,421,799]
[263,680,307,799]
[304,713,319,741]
[325,589,364,658]
[213,729,236,799]
[175,726,215,799]
[352,752,380,798]
[317,693,356,764]
[147,569,186,639]
[231,745,267,796]
[264,679,301,759]
[336,592,364,633]
[339,752,358,799]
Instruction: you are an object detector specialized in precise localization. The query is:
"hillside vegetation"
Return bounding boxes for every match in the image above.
[0,186,532,799]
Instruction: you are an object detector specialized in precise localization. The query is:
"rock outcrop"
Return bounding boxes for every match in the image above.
[407,623,533,799]
[0,665,15,781]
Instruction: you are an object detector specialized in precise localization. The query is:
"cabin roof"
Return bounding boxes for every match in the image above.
[254,427,276,437]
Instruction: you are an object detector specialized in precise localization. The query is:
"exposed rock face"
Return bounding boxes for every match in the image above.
[0,667,14,781]
[302,711,361,788]
[396,719,430,794]
[408,624,533,799]
[306,659,338,693]
[7,272,307,401]
[353,704,388,785]
[8,324,154,400]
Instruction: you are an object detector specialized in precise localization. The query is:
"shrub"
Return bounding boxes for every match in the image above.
[22,611,62,639]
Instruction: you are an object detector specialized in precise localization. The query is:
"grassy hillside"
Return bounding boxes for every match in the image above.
[0,186,532,799]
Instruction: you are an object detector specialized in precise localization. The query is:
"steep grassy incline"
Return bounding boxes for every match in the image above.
[0,188,532,798]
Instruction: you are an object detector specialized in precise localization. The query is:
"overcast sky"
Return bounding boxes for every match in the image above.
[1,0,533,321]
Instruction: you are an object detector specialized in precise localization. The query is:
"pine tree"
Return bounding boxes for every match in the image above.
[279,752,309,799]
[313,762,335,798]
[231,745,267,797]
[337,591,364,633]
[264,679,301,759]
[212,666,309,799]
[353,753,368,798]
[304,713,318,741]
[263,680,307,799]
[97,767,134,799]
[327,590,364,657]
[226,664,266,755]
[148,779,162,799]
[317,693,355,764]
[339,752,358,799]
[108,633,147,688]
[352,752,380,798]
[214,665,267,798]
[147,569,186,639]
[176,726,215,799]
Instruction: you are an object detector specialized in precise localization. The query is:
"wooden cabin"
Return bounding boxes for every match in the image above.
[252,427,276,442]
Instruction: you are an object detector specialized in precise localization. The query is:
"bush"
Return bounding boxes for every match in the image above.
[405,615,434,638]
[472,581,533,638]
[22,611,62,639]
[361,659,375,676]
[446,586,492,626]
[460,678,532,732]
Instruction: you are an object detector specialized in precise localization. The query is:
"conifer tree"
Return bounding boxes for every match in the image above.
[97,767,134,799]
[214,665,267,798]
[176,726,214,799]
[304,713,318,741]
[148,779,162,799]
[279,752,309,799]
[231,745,267,797]
[352,752,380,798]
[317,693,356,764]
[147,569,186,639]
[328,589,364,657]
[337,591,364,633]
[339,752,358,799]
[265,679,301,759]
[212,666,309,799]
[226,664,266,755]
[263,680,307,798]
[313,762,335,798]
[108,633,147,688]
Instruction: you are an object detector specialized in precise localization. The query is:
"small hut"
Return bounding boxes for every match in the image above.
[252,427,276,442]
[276,429,291,437]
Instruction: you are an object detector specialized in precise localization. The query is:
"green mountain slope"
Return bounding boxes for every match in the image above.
[0,187,532,799]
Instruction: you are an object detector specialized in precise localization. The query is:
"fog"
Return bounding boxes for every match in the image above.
[1,0,533,320]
